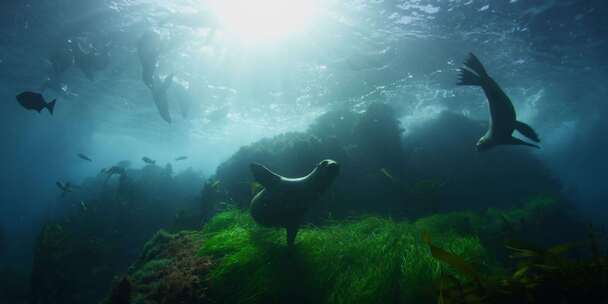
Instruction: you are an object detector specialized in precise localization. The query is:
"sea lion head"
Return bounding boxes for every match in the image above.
[312,159,340,191]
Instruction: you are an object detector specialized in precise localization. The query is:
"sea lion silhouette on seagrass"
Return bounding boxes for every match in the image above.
[458,53,541,151]
[249,160,340,248]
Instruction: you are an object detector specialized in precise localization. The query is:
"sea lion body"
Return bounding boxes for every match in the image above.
[250,160,340,248]
[458,53,540,151]
[150,74,173,123]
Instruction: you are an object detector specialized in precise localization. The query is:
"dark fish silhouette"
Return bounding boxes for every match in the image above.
[457,53,540,151]
[77,153,92,162]
[142,157,156,165]
[56,181,73,197]
[175,156,188,161]
[16,92,56,114]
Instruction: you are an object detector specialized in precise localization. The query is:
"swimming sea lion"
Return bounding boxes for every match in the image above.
[249,160,340,248]
[150,74,173,123]
[457,53,540,151]
[137,30,162,89]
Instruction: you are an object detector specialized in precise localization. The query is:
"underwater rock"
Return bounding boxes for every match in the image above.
[111,195,589,304]
[207,104,560,222]
[403,111,560,212]
[104,230,211,304]
[31,165,205,304]
[108,276,131,304]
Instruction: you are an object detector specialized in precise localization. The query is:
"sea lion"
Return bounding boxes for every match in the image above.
[150,74,174,123]
[137,30,162,89]
[457,53,540,151]
[249,160,340,248]
[73,41,111,81]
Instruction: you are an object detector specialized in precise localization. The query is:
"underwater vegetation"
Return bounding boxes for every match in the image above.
[107,194,592,304]
[29,104,580,304]
[29,164,204,304]
[427,228,608,303]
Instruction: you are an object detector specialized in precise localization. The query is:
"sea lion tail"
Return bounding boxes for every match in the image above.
[515,121,540,143]
[46,99,56,115]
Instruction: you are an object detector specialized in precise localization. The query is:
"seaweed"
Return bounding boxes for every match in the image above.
[197,210,493,303]
[426,231,608,303]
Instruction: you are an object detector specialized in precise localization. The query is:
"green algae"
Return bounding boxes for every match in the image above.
[108,195,583,304]
[198,211,495,303]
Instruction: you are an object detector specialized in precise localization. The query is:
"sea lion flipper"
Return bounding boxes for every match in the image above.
[509,136,540,149]
[457,53,490,86]
[514,121,540,143]
[457,67,481,86]
[464,53,488,78]
[250,163,282,191]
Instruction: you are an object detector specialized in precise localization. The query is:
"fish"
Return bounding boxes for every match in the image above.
[210,180,221,190]
[16,92,56,114]
[379,168,395,182]
[77,153,93,162]
[142,157,156,165]
[80,201,88,212]
[175,156,188,161]
[56,181,73,197]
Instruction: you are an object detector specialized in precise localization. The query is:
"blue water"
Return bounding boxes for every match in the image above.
[0,0,607,300]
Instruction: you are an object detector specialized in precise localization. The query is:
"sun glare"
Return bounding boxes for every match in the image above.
[208,0,319,44]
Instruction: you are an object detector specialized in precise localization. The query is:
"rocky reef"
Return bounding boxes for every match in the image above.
[29,104,590,304]
[107,194,594,304]
[29,165,204,304]
[204,104,560,221]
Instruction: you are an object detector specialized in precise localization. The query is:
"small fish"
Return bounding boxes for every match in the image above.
[16,92,56,114]
[175,156,188,161]
[77,153,93,162]
[56,181,73,197]
[142,157,156,165]
[210,180,221,190]
[379,168,394,181]
[80,201,88,212]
